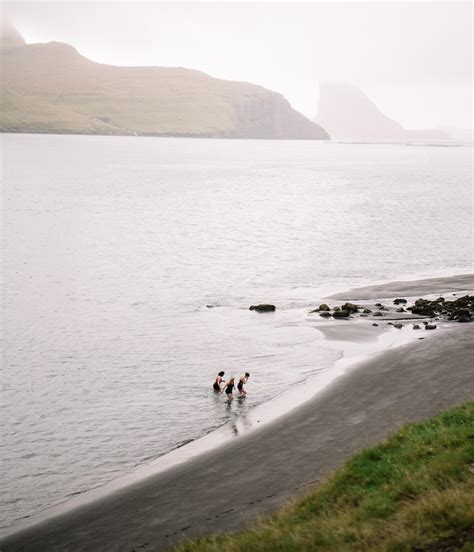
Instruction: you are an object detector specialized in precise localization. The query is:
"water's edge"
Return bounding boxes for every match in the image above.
[4,273,469,539]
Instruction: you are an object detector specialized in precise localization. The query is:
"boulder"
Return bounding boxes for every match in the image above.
[319,311,331,318]
[393,323,403,329]
[333,310,350,318]
[249,304,276,312]
[373,312,383,317]
[454,308,471,321]
[425,323,437,330]
[375,303,383,307]
[372,323,379,327]
[363,308,372,314]
[396,307,406,313]
[458,316,472,323]
[410,305,435,316]
[412,324,421,330]
[393,298,407,305]
[318,304,331,311]
[341,302,358,313]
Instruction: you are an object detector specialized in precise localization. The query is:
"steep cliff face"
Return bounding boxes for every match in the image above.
[231,92,327,139]
[315,82,449,141]
[0,29,329,140]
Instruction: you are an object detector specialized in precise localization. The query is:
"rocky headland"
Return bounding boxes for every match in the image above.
[0,24,329,140]
[315,82,450,142]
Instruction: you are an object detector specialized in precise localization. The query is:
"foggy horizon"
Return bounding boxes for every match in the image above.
[3,1,472,130]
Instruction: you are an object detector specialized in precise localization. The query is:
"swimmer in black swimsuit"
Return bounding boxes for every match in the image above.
[222,377,235,401]
[213,371,225,392]
[237,372,250,397]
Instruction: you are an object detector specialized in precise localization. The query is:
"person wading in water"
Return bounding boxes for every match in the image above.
[237,372,250,397]
[213,371,225,392]
[222,377,235,401]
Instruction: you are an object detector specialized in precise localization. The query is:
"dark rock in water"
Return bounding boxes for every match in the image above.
[396,307,406,313]
[413,324,421,330]
[360,313,368,317]
[249,304,276,312]
[393,298,407,305]
[318,304,331,311]
[458,315,472,323]
[372,323,379,327]
[425,323,437,330]
[333,306,341,312]
[393,323,403,329]
[373,311,383,317]
[341,302,358,313]
[333,310,350,318]
[375,303,383,307]
[437,297,445,302]
[455,308,471,321]
[363,308,372,314]
[387,322,393,326]
[319,311,331,318]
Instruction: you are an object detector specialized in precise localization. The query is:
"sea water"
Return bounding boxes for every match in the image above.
[1,134,472,529]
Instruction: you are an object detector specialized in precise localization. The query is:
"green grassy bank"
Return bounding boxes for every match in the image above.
[177,402,474,552]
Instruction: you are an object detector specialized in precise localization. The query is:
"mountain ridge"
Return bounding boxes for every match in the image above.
[0,27,329,140]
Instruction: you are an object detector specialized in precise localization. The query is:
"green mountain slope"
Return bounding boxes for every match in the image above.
[0,27,329,139]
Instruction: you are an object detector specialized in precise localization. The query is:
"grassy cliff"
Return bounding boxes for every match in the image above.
[177,402,474,551]
[0,27,329,140]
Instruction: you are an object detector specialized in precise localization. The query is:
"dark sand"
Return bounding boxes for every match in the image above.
[328,273,473,300]
[2,322,473,552]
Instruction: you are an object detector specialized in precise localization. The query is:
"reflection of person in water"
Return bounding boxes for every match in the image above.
[213,371,225,392]
[222,377,235,401]
[237,372,250,397]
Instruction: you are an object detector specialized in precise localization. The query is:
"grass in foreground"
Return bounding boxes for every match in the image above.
[176,402,474,551]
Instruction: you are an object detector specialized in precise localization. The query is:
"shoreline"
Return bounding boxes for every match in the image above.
[0,320,423,538]
[0,274,447,534]
[1,274,473,551]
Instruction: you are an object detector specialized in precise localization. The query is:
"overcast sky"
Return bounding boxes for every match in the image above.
[3,1,472,128]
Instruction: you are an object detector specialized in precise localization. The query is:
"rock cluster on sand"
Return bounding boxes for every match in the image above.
[407,295,473,322]
[308,293,473,328]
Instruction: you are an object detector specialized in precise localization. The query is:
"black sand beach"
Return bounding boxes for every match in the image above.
[1,276,473,552]
[328,273,473,300]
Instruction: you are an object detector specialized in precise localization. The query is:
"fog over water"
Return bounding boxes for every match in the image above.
[1,134,472,528]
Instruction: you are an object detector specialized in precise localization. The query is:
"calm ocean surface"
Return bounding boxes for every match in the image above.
[1,134,472,529]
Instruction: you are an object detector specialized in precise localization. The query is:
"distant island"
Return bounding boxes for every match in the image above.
[315,82,453,142]
[0,24,329,140]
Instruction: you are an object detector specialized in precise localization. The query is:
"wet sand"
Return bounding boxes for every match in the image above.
[328,273,473,300]
[1,276,473,552]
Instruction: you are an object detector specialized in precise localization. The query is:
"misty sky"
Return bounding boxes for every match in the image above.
[3,1,472,128]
